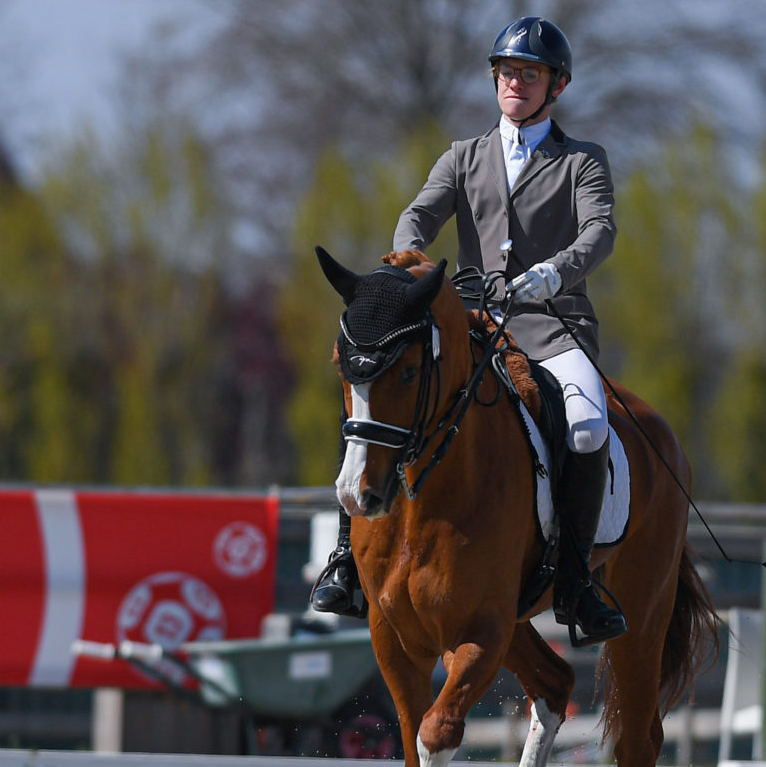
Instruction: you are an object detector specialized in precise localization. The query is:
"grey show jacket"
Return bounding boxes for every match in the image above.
[393,120,616,362]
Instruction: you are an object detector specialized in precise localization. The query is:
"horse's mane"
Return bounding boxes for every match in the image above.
[382,250,541,421]
[467,310,541,422]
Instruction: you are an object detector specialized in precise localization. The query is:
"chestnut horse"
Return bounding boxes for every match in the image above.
[316,246,718,767]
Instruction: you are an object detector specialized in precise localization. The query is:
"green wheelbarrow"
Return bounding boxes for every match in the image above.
[184,627,378,717]
[183,625,400,758]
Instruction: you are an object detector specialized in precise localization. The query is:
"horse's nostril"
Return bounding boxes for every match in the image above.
[361,489,383,514]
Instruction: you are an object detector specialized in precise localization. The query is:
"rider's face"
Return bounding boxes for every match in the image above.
[494,57,566,126]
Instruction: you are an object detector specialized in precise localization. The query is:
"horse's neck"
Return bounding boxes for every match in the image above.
[411,390,529,516]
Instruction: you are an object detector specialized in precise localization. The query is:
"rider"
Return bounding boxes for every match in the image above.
[311,16,627,645]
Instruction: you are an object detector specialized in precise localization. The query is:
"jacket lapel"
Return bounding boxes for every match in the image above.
[480,126,511,217]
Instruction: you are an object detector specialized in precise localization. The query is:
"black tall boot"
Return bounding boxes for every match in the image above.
[553,437,627,646]
[309,507,366,618]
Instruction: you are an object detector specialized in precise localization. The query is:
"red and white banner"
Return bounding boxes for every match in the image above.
[0,488,279,688]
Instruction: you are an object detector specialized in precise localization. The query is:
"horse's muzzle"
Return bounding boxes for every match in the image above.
[360,488,388,518]
[337,485,392,519]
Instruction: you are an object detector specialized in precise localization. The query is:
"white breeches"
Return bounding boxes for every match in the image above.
[538,348,608,454]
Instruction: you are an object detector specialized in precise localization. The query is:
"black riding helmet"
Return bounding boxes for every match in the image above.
[489,16,572,82]
[489,17,572,125]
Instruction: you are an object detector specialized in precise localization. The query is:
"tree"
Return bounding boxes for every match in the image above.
[6,0,766,492]
[709,351,766,501]
[0,122,289,486]
[706,150,766,501]
[0,159,76,480]
[131,0,766,272]
[591,125,742,497]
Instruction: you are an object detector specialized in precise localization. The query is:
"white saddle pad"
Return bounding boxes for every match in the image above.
[519,402,630,546]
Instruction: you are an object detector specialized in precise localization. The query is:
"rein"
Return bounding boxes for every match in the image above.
[397,310,512,499]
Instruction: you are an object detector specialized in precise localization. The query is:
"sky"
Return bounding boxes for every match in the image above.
[0,0,215,179]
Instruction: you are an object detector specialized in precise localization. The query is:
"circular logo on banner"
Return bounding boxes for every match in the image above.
[213,521,268,578]
[116,572,226,684]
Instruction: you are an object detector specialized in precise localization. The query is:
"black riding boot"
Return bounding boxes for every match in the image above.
[310,506,367,618]
[553,437,627,646]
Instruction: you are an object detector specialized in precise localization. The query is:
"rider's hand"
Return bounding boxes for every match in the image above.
[510,262,562,302]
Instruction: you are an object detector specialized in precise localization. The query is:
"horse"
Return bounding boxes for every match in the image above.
[315,245,719,767]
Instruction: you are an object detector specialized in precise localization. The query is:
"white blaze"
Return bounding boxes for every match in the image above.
[335,383,371,515]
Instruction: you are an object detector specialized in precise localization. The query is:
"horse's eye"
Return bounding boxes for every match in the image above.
[401,366,419,385]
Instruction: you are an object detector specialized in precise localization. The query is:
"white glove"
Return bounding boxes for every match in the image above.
[510,262,562,302]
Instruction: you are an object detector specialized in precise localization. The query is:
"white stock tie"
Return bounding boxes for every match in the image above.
[505,127,527,191]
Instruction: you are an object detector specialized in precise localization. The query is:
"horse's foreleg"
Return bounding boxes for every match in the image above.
[368,610,435,767]
[504,621,575,767]
[418,625,509,766]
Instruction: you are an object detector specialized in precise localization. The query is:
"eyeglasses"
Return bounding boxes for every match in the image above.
[494,65,545,85]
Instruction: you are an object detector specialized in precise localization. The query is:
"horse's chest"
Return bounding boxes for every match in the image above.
[377,565,448,605]
[372,545,460,624]
[358,520,471,616]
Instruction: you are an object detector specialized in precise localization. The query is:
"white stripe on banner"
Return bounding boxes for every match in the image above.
[30,489,86,686]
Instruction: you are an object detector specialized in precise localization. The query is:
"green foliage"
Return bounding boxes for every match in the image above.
[596,167,697,438]
[0,125,230,485]
[4,102,765,501]
[592,124,758,499]
[0,181,76,479]
[280,122,457,484]
[705,153,766,501]
[709,350,766,501]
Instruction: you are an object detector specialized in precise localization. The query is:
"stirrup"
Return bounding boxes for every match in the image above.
[556,578,627,648]
[309,548,368,619]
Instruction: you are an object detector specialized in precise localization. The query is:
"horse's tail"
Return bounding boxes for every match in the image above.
[600,543,720,741]
[656,544,720,716]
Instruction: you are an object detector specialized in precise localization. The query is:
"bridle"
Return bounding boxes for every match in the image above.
[340,269,516,501]
[340,307,443,498]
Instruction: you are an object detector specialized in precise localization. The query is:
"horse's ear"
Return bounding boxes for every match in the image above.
[405,258,447,310]
[315,246,359,304]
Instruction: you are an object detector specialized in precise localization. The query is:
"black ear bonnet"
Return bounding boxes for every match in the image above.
[337,265,432,383]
